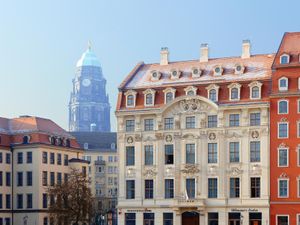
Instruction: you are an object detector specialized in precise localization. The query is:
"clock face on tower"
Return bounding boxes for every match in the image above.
[82,78,91,87]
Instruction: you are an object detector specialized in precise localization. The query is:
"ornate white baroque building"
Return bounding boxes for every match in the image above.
[116,42,272,225]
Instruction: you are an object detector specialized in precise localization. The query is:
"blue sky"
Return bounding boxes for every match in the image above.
[0,0,299,131]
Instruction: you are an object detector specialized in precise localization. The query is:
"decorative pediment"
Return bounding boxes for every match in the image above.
[124,89,137,96]
[206,84,220,91]
[227,82,242,89]
[279,142,287,148]
[179,98,209,113]
[181,164,200,176]
[143,167,157,178]
[248,81,263,88]
[184,86,197,96]
[280,172,288,178]
[229,167,243,176]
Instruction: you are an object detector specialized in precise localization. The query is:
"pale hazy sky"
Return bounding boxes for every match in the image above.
[0,0,299,131]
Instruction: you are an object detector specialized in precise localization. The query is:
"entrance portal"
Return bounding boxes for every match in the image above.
[182,211,199,225]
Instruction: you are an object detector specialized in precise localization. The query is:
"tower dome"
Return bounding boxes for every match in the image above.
[76,42,101,67]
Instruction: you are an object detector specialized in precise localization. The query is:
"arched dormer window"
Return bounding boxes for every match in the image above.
[23,135,30,144]
[278,77,288,91]
[248,81,263,100]
[206,84,220,102]
[150,70,161,81]
[191,67,202,78]
[124,90,137,108]
[213,65,223,76]
[163,87,176,104]
[234,63,245,75]
[170,69,181,80]
[143,89,156,106]
[228,83,241,101]
[280,54,290,64]
[184,86,197,96]
[278,100,288,114]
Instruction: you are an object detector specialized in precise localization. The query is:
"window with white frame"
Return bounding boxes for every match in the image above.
[249,81,263,100]
[186,116,196,129]
[228,83,241,101]
[125,90,137,107]
[250,141,260,162]
[277,215,289,225]
[209,89,217,102]
[250,112,261,126]
[163,87,176,104]
[251,86,259,99]
[278,122,288,138]
[298,179,300,198]
[278,179,289,198]
[298,147,300,167]
[145,94,153,105]
[229,142,239,163]
[298,122,300,137]
[208,143,218,164]
[278,148,288,167]
[184,86,197,96]
[186,144,195,164]
[165,92,173,104]
[278,77,288,91]
[298,100,300,113]
[278,100,288,114]
[206,84,219,102]
[280,54,289,64]
[231,88,239,100]
[143,89,156,106]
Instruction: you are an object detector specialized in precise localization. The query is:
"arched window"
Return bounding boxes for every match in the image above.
[280,54,289,64]
[251,86,260,99]
[209,89,217,102]
[279,77,288,91]
[231,88,239,100]
[127,95,134,106]
[166,92,173,104]
[187,90,195,96]
[278,100,288,114]
[146,93,153,105]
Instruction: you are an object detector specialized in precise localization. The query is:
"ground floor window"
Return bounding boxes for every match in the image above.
[208,212,218,225]
[229,213,240,225]
[143,213,154,225]
[125,213,136,225]
[249,212,261,225]
[163,213,173,225]
[277,215,288,225]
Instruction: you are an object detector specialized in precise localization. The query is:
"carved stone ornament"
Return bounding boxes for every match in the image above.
[226,131,242,138]
[208,132,216,140]
[280,117,288,122]
[155,133,164,140]
[179,98,208,113]
[134,134,142,142]
[280,172,288,178]
[165,134,173,142]
[279,142,287,148]
[126,168,136,178]
[251,130,259,139]
[229,167,243,176]
[181,164,200,175]
[143,168,157,178]
[127,136,134,144]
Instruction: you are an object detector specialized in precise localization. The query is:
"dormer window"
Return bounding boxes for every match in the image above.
[248,81,263,100]
[280,54,290,64]
[213,65,223,76]
[170,69,181,80]
[124,90,137,107]
[206,84,220,102]
[143,89,156,106]
[191,67,201,78]
[163,87,176,104]
[150,70,161,81]
[228,83,241,101]
[278,77,288,91]
[23,135,30,144]
[184,86,197,96]
[234,64,245,75]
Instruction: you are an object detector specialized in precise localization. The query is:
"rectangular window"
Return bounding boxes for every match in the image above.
[0,194,2,209]
[50,153,55,164]
[64,154,68,166]
[26,152,32,163]
[250,213,262,225]
[164,118,174,130]
[57,153,62,165]
[57,172,62,185]
[5,195,10,209]
[17,194,23,209]
[278,179,288,198]
[5,172,10,186]
[163,213,173,225]
[250,177,260,198]
[145,179,154,199]
[17,172,23,187]
[277,215,288,225]
[229,142,240,163]
[17,152,23,164]
[278,122,288,138]
[126,180,135,199]
[186,178,195,199]
[126,120,135,132]
[229,114,240,127]
[186,116,195,129]
[278,148,288,167]
[50,172,55,186]
[144,119,154,131]
[0,172,2,186]
[42,152,47,164]
[230,178,240,198]
[208,213,218,225]
[126,146,135,166]
[125,213,136,225]
[144,145,153,166]
[250,141,260,162]
[250,113,261,126]
[42,193,47,209]
[42,171,47,186]
[64,173,68,183]
[0,152,2,163]
[26,194,32,209]
[186,144,195,164]
[26,171,32,186]
[208,143,218,163]
[5,153,10,164]
[208,178,218,198]
[43,217,48,225]
[208,115,218,128]
[165,145,174,165]
[143,213,154,225]
[165,179,174,199]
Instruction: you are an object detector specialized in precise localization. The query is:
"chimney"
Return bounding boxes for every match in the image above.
[200,43,209,62]
[242,40,251,59]
[160,47,169,65]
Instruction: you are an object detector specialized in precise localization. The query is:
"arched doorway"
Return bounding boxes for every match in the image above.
[182,211,199,225]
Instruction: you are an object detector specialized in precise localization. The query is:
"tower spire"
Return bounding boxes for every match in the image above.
[88,41,92,50]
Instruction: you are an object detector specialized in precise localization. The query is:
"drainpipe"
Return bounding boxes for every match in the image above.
[10,145,14,225]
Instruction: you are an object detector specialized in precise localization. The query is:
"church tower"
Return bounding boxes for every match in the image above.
[69,43,111,132]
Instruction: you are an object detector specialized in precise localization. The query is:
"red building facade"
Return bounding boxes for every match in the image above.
[270,32,300,225]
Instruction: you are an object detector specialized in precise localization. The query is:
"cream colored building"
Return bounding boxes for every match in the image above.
[0,116,87,225]
[116,42,272,225]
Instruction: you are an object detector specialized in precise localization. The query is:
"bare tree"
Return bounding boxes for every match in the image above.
[47,168,95,225]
